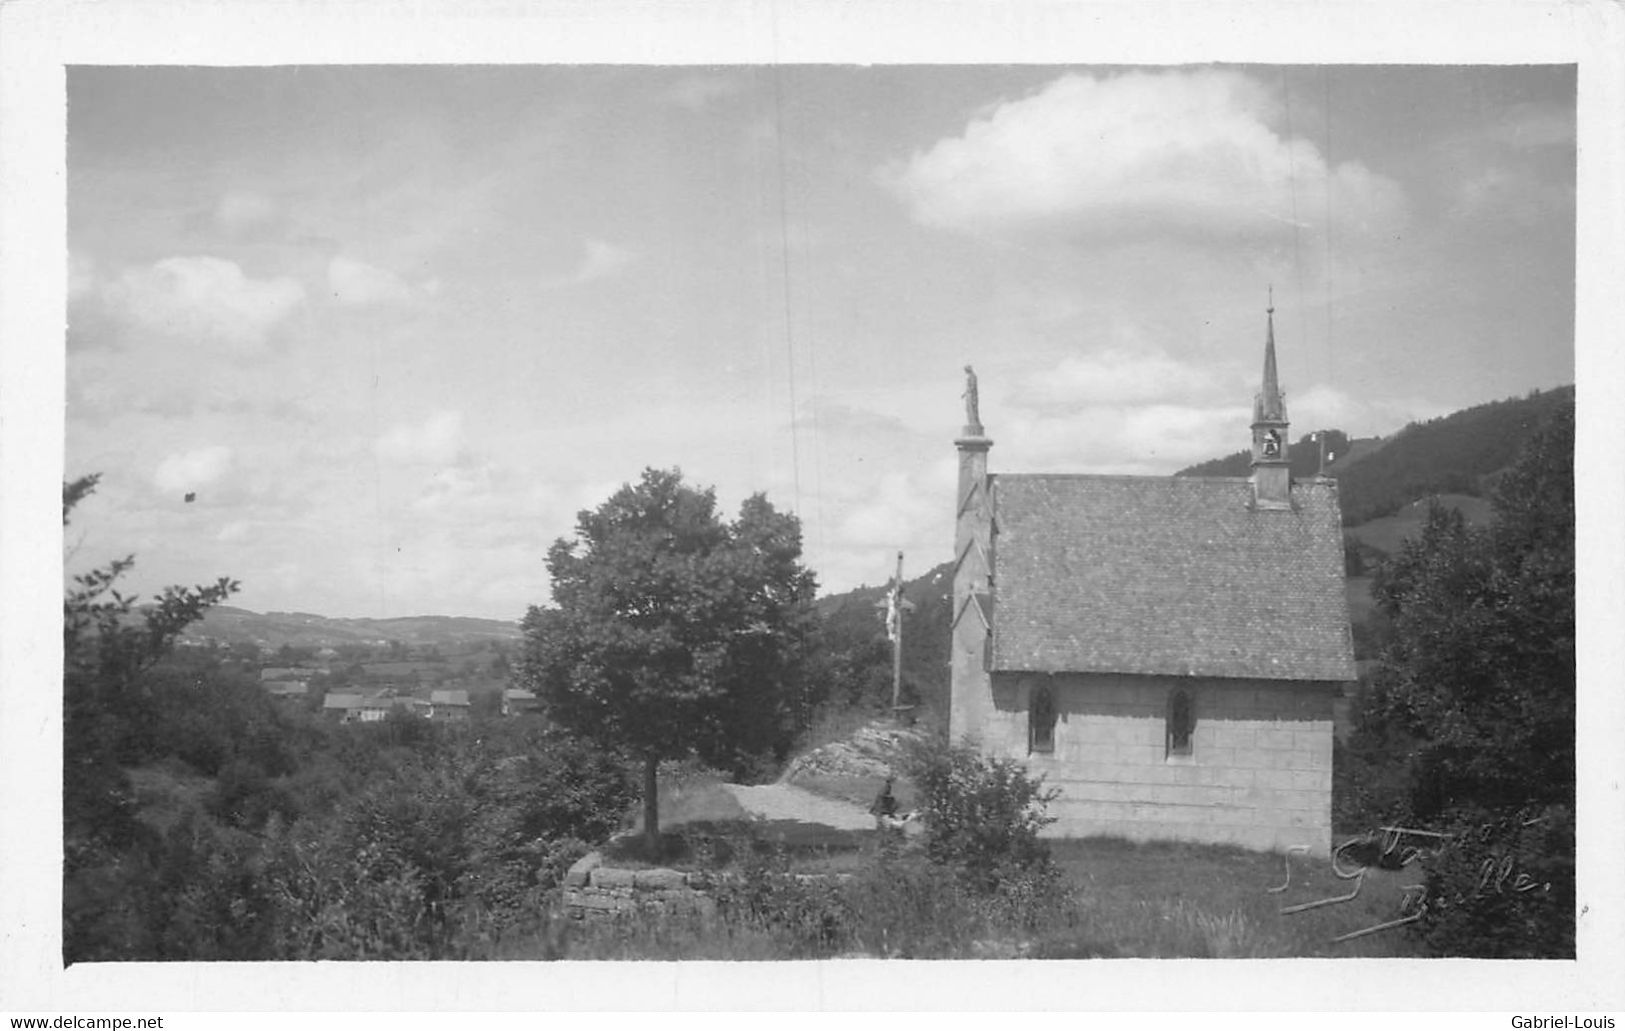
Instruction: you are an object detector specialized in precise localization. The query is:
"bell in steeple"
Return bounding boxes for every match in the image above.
[1251,289,1292,509]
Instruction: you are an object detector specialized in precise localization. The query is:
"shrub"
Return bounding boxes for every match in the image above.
[712,837,850,957]
[899,735,1059,893]
[1411,803,1574,958]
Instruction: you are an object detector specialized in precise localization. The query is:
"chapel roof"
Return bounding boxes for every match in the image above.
[988,473,1356,683]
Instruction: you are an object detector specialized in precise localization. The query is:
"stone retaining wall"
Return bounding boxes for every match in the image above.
[561,850,849,921]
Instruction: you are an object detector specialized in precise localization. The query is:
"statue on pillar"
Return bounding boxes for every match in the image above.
[962,365,980,430]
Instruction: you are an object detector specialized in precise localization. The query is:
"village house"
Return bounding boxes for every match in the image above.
[322,690,399,723]
[428,689,471,721]
[501,688,541,717]
[949,303,1355,855]
[263,679,310,701]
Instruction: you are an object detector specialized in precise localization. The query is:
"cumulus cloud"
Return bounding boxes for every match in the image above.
[375,411,465,466]
[328,254,415,305]
[154,445,233,493]
[883,69,1406,246]
[101,256,305,351]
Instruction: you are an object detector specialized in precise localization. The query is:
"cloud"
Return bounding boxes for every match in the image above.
[214,190,280,237]
[883,69,1406,247]
[555,238,634,286]
[154,445,233,493]
[328,254,415,305]
[1471,103,1575,150]
[1291,384,1451,438]
[101,256,305,351]
[1018,348,1235,409]
[375,411,465,465]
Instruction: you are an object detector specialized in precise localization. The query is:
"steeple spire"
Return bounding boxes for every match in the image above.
[1250,289,1291,508]
[1256,286,1284,422]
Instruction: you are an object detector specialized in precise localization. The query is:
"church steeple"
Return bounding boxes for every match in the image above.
[1256,287,1285,423]
[1250,289,1292,508]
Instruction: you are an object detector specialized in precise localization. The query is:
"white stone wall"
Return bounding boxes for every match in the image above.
[979,673,1337,855]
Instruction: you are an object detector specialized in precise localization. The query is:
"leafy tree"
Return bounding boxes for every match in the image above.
[1345,401,1573,956]
[1363,400,1574,818]
[62,474,243,961]
[516,468,819,851]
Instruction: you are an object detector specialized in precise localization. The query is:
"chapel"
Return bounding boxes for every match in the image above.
[949,301,1356,854]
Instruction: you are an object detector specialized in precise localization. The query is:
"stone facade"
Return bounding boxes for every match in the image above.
[979,674,1336,853]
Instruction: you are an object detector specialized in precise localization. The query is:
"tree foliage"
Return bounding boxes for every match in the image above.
[1339,401,1574,956]
[515,468,820,845]
[1360,401,1574,818]
[900,735,1060,895]
[62,475,638,962]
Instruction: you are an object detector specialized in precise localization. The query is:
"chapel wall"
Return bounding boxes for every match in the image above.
[982,673,1336,855]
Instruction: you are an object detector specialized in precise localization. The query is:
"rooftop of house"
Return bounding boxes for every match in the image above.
[988,473,1356,683]
[430,689,470,707]
[261,666,320,681]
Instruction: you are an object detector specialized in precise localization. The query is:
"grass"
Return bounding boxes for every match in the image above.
[547,758,1428,959]
[518,828,1428,960]
[1042,837,1424,958]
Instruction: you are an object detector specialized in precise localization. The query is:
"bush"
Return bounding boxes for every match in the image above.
[1411,803,1574,958]
[712,837,850,957]
[899,735,1059,893]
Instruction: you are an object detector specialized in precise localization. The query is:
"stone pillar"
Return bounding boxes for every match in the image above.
[950,425,994,743]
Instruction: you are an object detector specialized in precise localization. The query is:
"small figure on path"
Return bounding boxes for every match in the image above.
[870,776,899,825]
[962,365,980,429]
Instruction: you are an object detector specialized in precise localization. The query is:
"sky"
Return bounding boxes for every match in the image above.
[63,64,1577,620]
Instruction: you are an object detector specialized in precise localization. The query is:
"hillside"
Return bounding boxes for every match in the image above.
[182,606,521,650]
[815,561,954,724]
[1176,385,1573,528]
[1331,385,1573,525]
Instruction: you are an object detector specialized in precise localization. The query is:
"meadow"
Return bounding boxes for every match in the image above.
[502,774,1426,961]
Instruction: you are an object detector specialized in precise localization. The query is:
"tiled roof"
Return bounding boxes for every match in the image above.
[431,689,470,707]
[322,691,365,709]
[989,474,1356,683]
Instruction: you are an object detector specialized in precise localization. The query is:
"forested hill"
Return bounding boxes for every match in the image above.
[183,606,521,649]
[815,561,954,723]
[1175,385,1574,525]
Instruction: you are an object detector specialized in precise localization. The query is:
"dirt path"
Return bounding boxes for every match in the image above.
[722,781,874,832]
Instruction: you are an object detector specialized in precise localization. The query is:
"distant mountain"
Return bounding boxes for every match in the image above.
[1329,385,1573,525]
[184,606,521,649]
[1176,385,1574,528]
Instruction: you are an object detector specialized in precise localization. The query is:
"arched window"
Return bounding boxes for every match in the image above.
[1029,683,1057,754]
[1166,689,1195,758]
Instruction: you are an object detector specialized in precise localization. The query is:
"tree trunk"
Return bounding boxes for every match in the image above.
[643,753,660,856]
